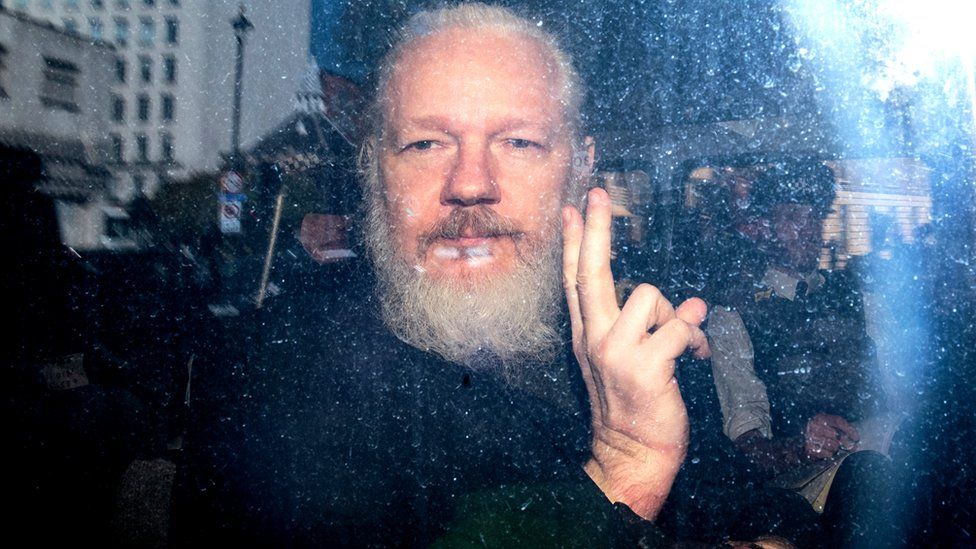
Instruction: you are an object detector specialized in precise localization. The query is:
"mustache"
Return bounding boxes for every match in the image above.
[418,206,524,252]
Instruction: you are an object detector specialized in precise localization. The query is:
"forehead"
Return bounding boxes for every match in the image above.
[384,28,564,130]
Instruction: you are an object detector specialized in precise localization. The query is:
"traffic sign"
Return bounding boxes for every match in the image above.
[219,200,242,234]
[220,170,244,194]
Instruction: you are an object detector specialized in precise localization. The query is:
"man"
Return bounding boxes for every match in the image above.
[705,162,893,544]
[174,4,708,546]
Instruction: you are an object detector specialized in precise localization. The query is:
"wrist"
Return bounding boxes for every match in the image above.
[585,430,686,520]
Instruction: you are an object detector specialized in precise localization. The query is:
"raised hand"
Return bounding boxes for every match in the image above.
[562,187,710,521]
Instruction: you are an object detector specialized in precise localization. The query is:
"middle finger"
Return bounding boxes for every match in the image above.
[577,187,620,339]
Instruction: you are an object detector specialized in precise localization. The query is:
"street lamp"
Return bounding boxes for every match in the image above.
[230,5,254,160]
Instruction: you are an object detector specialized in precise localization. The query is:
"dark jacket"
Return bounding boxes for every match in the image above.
[172,273,667,547]
[731,269,883,436]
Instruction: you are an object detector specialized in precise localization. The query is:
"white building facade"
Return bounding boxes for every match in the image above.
[7,0,311,200]
[0,8,128,250]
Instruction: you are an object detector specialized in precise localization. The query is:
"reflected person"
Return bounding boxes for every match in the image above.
[174,4,708,546]
[706,162,895,546]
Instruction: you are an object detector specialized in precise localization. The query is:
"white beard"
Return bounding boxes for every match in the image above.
[364,189,564,374]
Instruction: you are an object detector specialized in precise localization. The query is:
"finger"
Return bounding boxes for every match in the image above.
[808,424,833,441]
[822,438,841,455]
[807,418,833,436]
[823,415,860,442]
[577,187,619,338]
[675,297,708,328]
[561,206,585,344]
[675,297,711,359]
[808,437,824,456]
[642,318,709,369]
[839,434,859,451]
[611,284,675,343]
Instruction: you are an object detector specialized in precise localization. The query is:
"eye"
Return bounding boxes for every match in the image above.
[507,138,541,149]
[403,140,437,152]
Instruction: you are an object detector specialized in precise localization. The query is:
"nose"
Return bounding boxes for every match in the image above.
[441,141,500,207]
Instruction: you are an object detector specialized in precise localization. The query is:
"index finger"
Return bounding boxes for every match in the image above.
[562,205,584,344]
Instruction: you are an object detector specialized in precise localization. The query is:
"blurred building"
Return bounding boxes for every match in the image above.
[0,7,128,250]
[242,60,363,240]
[7,0,310,202]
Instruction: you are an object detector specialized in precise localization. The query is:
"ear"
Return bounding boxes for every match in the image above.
[585,136,596,174]
[358,135,379,175]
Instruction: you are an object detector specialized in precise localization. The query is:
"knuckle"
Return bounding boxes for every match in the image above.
[630,283,662,303]
[562,273,575,292]
[576,267,609,291]
[591,338,618,365]
[575,270,591,289]
[665,318,692,339]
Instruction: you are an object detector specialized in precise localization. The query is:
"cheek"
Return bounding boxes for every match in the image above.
[382,164,442,235]
[502,188,561,236]
[502,164,568,211]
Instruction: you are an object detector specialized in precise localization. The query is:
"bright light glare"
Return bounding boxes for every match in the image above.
[881,0,976,61]
[786,0,976,99]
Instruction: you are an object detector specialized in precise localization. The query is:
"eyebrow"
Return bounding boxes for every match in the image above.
[397,115,558,135]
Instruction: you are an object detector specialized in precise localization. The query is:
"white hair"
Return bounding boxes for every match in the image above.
[358,3,588,371]
[366,2,586,146]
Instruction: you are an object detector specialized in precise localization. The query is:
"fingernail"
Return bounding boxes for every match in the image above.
[588,187,604,204]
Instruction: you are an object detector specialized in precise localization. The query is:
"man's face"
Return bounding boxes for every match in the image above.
[771,203,823,273]
[378,28,574,288]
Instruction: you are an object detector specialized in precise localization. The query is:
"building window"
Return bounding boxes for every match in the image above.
[92,0,104,9]
[160,132,173,162]
[116,0,130,8]
[139,17,155,46]
[112,94,125,121]
[110,134,124,162]
[137,94,150,121]
[114,17,129,46]
[0,43,8,99]
[136,134,149,162]
[169,0,179,5]
[63,18,79,34]
[162,54,176,83]
[115,56,126,82]
[143,0,155,6]
[89,18,104,41]
[138,55,151,83]
[161,93,174,120]
[105,214,132,240]
[40,57,80,112]
[165,17,178,44]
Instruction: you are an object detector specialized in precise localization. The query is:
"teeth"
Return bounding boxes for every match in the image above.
[432,246,461,259]
[466,245,491,257]
[432,242,494,265]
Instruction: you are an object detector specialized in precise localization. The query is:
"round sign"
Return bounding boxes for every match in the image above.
[221,171,244,194]
[222,203,241,217]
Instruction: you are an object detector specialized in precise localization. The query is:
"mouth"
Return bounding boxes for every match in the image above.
[439,236,497,247]
[429,235,514,267]
[417,206,525,270]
